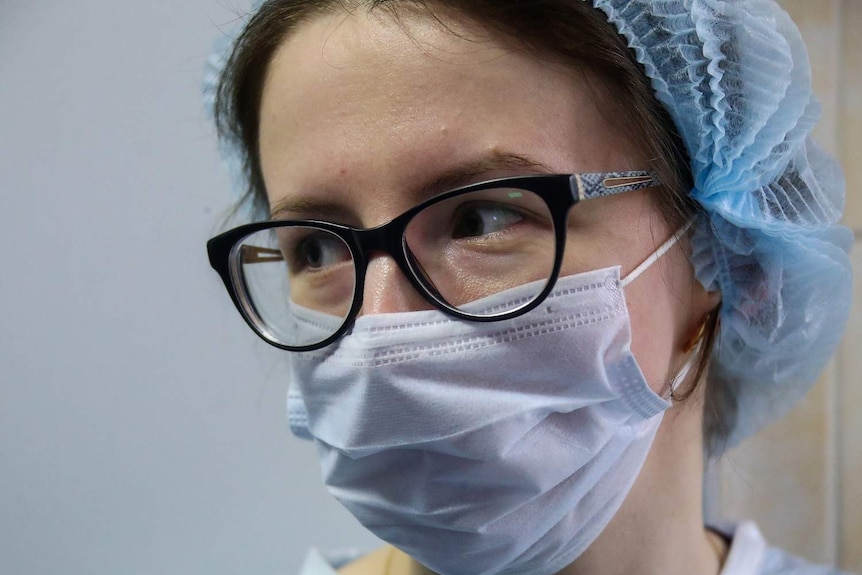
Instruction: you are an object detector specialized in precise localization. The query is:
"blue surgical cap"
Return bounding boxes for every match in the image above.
[205,0,853,450]
[589,0,853,448]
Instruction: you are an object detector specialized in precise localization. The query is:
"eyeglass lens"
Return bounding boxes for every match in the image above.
[235,186,557,348]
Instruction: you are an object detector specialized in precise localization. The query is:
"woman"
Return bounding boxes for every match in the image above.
[205,1,854,574]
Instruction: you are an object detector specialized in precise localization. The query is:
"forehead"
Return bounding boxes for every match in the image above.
[258,7,639,219]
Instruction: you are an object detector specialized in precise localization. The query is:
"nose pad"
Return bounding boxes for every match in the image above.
[360,252,434,315]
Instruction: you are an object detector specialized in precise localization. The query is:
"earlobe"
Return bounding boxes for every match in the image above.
[683,293,721,354]
[683,318,708,354]
[705,289,722,311]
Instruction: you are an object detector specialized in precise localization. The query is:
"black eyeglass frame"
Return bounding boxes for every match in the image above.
[207,171,658,351]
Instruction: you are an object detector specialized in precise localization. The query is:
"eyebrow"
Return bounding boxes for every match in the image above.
[415,153,554,201]
[268,152,554,221]
[270,196,353,222]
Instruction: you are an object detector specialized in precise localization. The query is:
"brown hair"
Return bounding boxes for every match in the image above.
[213,0,726,447]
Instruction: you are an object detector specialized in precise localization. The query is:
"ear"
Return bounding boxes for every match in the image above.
[682,286,721,353]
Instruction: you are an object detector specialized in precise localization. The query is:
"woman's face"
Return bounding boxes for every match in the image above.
[257,8,706,392]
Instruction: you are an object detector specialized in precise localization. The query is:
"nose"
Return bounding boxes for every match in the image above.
[360,252,435,315]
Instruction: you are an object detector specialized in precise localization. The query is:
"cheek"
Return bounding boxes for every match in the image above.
[624,273,684,394]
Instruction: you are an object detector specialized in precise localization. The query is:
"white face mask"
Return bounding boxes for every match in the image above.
[287,231,690,575]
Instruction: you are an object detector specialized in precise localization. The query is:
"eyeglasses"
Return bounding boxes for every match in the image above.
[207,171,658,351]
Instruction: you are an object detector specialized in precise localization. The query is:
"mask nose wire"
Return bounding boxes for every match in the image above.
[619,218,695,288]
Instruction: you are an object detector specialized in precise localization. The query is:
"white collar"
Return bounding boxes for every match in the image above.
[716,521,767,575]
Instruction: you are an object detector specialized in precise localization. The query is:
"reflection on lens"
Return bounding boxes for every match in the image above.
[404,187,556,315]
[236,226,355,347]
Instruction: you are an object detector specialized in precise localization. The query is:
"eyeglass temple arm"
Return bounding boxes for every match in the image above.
[570,171,659,202]
[240,245,284,264]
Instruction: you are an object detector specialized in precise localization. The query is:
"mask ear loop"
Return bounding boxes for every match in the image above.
[616,217,698,401]
[620,218,695,288]
[666,341,702,401]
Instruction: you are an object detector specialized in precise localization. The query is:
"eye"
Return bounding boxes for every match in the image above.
[451,202,524,239]
[291,232,351,271]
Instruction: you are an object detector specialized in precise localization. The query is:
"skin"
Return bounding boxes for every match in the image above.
[258,7,723,575]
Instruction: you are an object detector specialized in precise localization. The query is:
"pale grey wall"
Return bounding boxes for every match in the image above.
[0,2,379,573]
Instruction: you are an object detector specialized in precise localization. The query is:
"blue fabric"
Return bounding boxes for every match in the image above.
[589,0,853,448]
